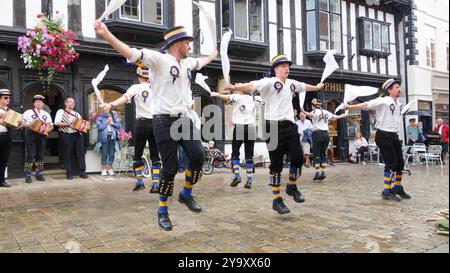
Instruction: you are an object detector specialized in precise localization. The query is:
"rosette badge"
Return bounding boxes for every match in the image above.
[274,81,284,94]
[170,66,180,84]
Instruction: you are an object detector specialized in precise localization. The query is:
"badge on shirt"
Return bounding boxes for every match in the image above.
[389,104,396,115]
[239,105,246,113]
[142,91,149,103]
[274,81,283,94]
[290,84,296,92]
[170,66,180,84]
[187,68,192,81]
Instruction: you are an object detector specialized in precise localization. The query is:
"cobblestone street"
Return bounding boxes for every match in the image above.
[0,164,448,253]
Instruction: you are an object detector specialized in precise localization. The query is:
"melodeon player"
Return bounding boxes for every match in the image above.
[55,97,90,180]
[22,94,54,183]
[0,89,24,187]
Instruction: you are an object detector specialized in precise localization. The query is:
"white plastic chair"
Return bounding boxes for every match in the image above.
[422,145,443,169]
[412,143,427,165]
[403,146,413,170]
[368,144,379,164]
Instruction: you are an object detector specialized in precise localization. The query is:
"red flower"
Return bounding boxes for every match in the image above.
[37,13,44,19]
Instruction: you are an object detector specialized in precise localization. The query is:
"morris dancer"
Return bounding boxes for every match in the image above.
[95,21,217,231]
[224,54,324,214]
[100,66,161,193]
[344,79,411,201]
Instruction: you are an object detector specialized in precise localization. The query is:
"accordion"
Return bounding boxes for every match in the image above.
[71,118,90,133]
[31,119,53,136]
[0,109,23,128]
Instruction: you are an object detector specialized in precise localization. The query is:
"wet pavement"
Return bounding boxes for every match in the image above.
[0,163,448,253]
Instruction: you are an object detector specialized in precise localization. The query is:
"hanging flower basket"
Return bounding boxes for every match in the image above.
[17,13,79,86]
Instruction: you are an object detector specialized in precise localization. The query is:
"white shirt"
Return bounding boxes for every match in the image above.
[250,77,306,123]
[296,119,313,141]
[123,83,154,119]
[229,94,256,125]
[55,109,81,133]
[23,108,53,126]
[438,125,443,136]
[366,96,402,133]
[311,109,337,131]
[354,137,369,149]
[127,48,200,116]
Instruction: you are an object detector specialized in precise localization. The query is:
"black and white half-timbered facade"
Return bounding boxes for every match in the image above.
[0,0,413,177]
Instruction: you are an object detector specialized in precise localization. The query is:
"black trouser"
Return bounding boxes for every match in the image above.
[312,130,329,164]
[133,119,161,169]
[232,124,256,162]
[61,132,86,175]
[375,130,404,172]
[265,120,303,174]
[25,130,46,164]
[356,146,368,160]
[0,133,11,183]
[153,115,205,183]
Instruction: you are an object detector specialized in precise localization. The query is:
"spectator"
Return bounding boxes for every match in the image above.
[295,112,313,168]
[354,132,369,165]
[96,108,121,176]
[406,118,424,146]
[435,118,449,164]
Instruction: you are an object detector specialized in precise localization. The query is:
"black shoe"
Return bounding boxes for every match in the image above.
[35,175,46,181]
[67,174,74,180]
[230,177,241,187]
[178,193,202,213]
[158,212,173,231]
[313,174,321,181]
[272,197,290,214]
[133,183,146,192]
[0,181,11,187]
[80,173,89,179]
[318,173,327,181]
[25,176,32,183]
[149,184,159,194]
[244,181,252,189]
[286,187,305,203]
[392,186,411,199]
[381,191,402,202]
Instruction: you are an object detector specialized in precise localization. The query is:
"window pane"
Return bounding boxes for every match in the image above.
[319,11,329,50]
[249,0,263,42]
[382,25,389,52]
[319,0,328,11]
[307,11,317,51]
[143,0,162,24]
[330,0,340,13]
[373,23,381,51]
[88,90,127,146]
[330,14,341,52]
[364,21,373,50]
[234,0,249,39]
[121,0,139,20]
[306,0,315,10]
[222,0,230,30]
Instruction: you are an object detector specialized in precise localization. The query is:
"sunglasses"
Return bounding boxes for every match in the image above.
[1,96,11,100]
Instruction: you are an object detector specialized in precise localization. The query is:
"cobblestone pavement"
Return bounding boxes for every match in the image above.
[0,163,448,253]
